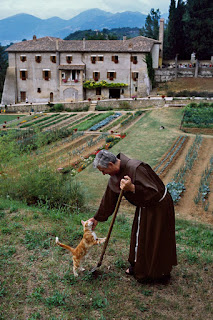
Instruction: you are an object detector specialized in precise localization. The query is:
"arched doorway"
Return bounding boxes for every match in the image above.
[50,92,53,102]
[63,88,78,102]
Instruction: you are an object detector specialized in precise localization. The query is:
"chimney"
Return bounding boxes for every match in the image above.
[83,38,86,49]
[159,18,164,67]
[33,35,37,41]
[123,36,126,42]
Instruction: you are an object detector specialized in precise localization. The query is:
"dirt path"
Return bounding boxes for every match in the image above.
[162,136,195,185]
[174,137,213,223]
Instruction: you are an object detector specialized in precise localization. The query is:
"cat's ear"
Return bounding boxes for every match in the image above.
[81,220,85,226]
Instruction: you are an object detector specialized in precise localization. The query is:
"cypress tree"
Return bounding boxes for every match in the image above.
[184,0,213,59]
[166,0,177,59]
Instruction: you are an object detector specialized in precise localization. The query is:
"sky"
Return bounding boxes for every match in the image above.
[0,0,171,20]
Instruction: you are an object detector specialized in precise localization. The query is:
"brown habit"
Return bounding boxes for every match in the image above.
[94,153,177,280]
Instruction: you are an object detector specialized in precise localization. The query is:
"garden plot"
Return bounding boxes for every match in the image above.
[154,135,189,178]
[181,102,213,135]
[159,136,213,223]
[45,134,98,164]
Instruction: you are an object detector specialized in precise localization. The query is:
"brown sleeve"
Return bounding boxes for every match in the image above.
[124,165,164,207]
[94,184,119,221]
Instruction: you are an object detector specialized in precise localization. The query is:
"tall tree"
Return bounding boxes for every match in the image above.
[140,9,161,40]
[0,44,8,102]
[165,0,177,59]
[175,0,186,59]
[184,0,213,59]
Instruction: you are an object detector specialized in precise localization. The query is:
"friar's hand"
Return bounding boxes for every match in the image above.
[120,175,135,193]
[87,218,98,230]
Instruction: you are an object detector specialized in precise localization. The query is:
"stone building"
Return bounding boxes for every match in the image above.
[1,35,161,105]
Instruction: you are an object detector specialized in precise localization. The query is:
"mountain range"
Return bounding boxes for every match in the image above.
[0,9,168,46]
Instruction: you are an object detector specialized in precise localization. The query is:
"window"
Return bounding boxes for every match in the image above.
[93,72,100,81]
[50,55,56,63]
[66,55,72,64]
[98,55,104,61]
[112,55,119,63]
[20,91,26,102]
[20,55,27,62]
[43,70,51,81]
[131,56,138,64]
[135,87,138,92]
[96,87,101,95]
[35,55,42,63]
[107,71,116,80]
[20,70,28,80]
[132,72,139,81]
[37,88,41,93]
[91,56,96,64]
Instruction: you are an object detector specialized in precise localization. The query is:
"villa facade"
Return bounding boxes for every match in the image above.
[2,35,161,105]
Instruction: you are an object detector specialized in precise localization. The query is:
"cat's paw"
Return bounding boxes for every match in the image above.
[55,237,59,244]
[79,267,85,272]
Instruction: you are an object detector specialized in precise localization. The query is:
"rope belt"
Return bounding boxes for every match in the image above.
[159,186,167,202]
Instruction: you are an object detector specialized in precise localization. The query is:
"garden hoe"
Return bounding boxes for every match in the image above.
[90,189,124,274]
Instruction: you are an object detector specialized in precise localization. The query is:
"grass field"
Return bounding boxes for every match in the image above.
[0,197,212,320]
[0,114,25,124]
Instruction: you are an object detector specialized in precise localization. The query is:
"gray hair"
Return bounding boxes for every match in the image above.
[93,150,117,168]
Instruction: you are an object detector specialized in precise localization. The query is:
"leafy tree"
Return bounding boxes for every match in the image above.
[0,44,8,101]
[140,8,161,40]
[184,0,213,59]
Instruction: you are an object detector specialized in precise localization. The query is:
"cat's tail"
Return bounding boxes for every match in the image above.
[55,237,75,254]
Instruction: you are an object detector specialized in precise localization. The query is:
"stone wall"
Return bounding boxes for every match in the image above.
[155,67,213,83]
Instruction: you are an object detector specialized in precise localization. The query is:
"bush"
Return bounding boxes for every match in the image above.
[95,105,113,111]
[0,166,85,210]
[118,101,131,110]
[49,104,65,112]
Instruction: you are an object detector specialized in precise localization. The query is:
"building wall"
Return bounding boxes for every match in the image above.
[2,48,157,105]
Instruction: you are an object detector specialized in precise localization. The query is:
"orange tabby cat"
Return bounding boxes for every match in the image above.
[56,220,106,276]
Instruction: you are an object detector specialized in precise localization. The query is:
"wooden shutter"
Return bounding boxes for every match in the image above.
[107,72,110,79]
[112,56,115,61]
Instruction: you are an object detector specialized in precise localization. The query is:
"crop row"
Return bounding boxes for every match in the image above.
[89,113,122,131]
[155,136,187,175]
[101,113,130,132]
[194,156,213,211]
[39,114,76,130]
[167,135,203,204]
[19,113,61,128]
[70,112,114,131]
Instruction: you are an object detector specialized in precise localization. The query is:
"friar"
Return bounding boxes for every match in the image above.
[88,150,177,282]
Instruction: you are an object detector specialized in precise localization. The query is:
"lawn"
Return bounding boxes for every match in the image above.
[0,114,25,124]
[0,197,212,320]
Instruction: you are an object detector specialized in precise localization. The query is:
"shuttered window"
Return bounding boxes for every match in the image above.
[66,56,72,64]
[107,71,116,80]
[43,70,51,80]
[35,55,42,63]
[20,70,28,80]
[93,72,100,81]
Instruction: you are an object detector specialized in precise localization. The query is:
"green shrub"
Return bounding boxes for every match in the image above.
[0,166,85,210]
[49,103,64,112]
[118,101,131,110]
[95,105,113,111]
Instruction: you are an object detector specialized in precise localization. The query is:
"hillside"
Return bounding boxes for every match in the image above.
[0,105,212,320]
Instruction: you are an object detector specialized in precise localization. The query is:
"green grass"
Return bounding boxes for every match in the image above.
[0,114,25,124]
[0,198,212,320]
[76,108,183,204]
